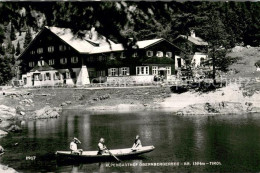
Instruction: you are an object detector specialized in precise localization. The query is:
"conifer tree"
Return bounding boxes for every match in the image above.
[0,26,5,43]
[11,44,15,54]
[15,41,21,56]
[0,45,4,55]
[10,24,16,41]
[24,28,32,48]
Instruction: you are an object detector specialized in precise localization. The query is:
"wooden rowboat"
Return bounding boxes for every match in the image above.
[56,146,155,161]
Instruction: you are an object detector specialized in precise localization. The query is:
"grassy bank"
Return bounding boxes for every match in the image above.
[0,86,171,113]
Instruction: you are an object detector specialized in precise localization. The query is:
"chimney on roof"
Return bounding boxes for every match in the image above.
[190,30,196,38]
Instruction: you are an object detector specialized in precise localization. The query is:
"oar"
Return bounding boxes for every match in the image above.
[106,148,121,162]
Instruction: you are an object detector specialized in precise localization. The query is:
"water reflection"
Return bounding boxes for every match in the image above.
[1,110,260,172]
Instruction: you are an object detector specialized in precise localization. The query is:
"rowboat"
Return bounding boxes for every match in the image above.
[56,146,155,161]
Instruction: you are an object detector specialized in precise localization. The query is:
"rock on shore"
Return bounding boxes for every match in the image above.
[177,101,245,115]
[33,106,61,119]
[0,129,8,138]
[0,105,16,120]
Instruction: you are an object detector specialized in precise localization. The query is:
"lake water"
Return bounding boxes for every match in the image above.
[1,110,260,172]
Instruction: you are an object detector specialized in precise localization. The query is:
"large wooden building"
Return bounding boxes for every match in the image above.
[18,26,182,87]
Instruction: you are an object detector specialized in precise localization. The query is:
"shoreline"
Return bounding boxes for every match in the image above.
[0,84,260,120]
[0,86,170,120]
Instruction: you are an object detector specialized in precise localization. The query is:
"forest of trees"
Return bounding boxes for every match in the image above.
[0,1,260,84]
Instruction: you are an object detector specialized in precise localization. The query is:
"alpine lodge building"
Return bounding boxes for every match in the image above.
[18,26,184,87]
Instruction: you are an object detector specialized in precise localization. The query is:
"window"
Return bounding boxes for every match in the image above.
[132,52,138,57]
[65,71,71,79]
[136,66,149,75]
[98,56,103,61]
[71,56,78,63]
[34,74,39,81]
[38,60,44,67]
[49,59,55,65]
[30,51,35,55]
[146,51,153,57]
[109,53,116,60]
[37,48,43,54]
[108,68,118,76]
[166,66,171,76]
[48,46,54,53]
[29,61,35,67]
[88,56,94,62]
[39,74,43,81]
[60,58,67,64]
[97,70,106,77]
[156,51,163,57]
[120,67,129,76]
[111,68,116,76]
[121,52,126,59]
[54,72,60,80]
[152,66,158,75]
[59,45,66,51]
[45,73,51,80]
[88,71,96,77]
[177,58,182,68]
[166,52,172,58]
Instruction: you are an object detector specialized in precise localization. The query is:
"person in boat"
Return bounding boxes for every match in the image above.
[97,138,108,155]
[131,135,142,151]
[70,137,83,155]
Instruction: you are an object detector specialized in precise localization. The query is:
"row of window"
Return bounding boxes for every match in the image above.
[29,44,172,59]
[87,51,173,62]
[60,57,78,64]
[29,57,79,67]
[108,67,130,76]
[33,72,61,81]
[152,66,171,76]
[146,51,172,58]
[108,66,171,76]
[30,45,69,55]
[33,71,74,81]
[31,66,172,80]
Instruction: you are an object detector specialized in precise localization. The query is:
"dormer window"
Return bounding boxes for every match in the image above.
[109,53,116,60]
[166,52,172,58]
[30,51,35,55]
[60,57,67,64]
[146,51,153,57]
[71,56,78,63]
[37,48,43,54]
[59,45,66,51]
[48,46,54,53]
[156,51,163,57]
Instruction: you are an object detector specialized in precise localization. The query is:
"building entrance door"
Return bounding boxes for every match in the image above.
[158,67,167,81]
